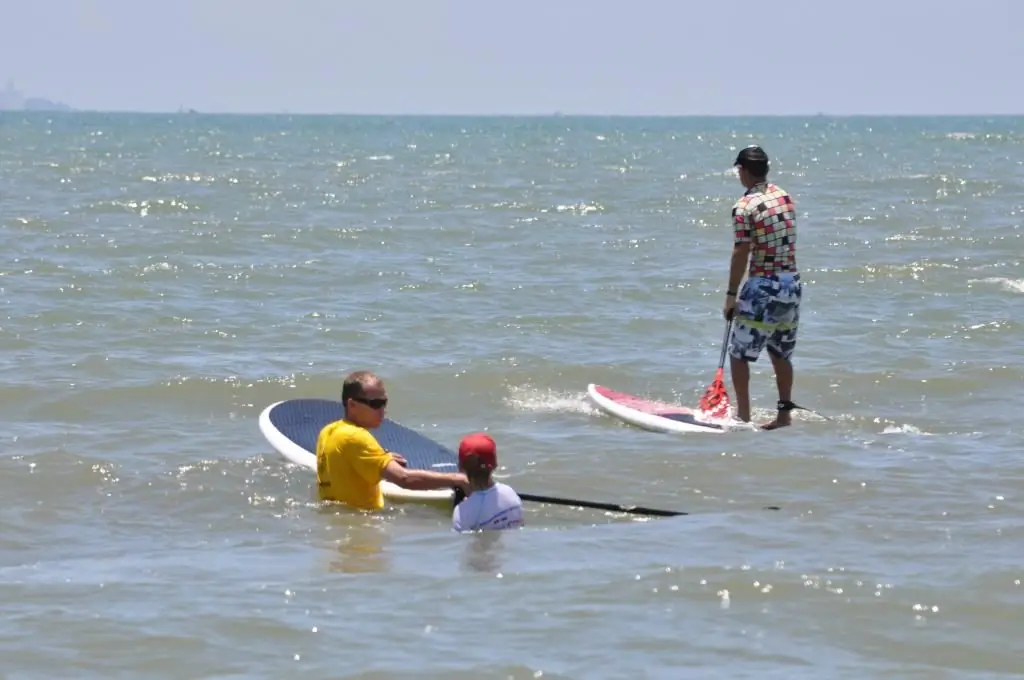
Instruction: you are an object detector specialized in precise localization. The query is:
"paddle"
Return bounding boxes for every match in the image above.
[518,492,688,517]
[454,485,684,516]
[521,493,780,516]
[455,487,780,518]
[698,319,733,418]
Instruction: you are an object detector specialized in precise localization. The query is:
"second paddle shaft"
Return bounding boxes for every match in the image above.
[717,319,732,369]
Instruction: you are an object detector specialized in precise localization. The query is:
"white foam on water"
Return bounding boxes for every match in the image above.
[880,423,932,436]
[967,277,1024,293]
[694,405,748,430]
[503,385,599,415]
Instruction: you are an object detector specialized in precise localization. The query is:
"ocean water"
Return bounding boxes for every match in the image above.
[1,112,1022,679]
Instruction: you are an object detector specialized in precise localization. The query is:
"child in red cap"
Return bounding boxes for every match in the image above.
[451,432,524,532]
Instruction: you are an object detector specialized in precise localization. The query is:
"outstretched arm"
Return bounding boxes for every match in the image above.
[382,460,468,492]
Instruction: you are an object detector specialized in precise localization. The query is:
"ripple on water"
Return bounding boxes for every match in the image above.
[2,113,1024,678]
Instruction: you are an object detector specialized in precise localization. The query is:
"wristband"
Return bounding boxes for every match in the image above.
[726,290,737,296]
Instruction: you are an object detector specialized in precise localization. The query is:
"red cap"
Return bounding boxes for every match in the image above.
[458,432,497,469]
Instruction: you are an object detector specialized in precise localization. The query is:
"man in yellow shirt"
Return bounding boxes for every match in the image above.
[315,370,470,510]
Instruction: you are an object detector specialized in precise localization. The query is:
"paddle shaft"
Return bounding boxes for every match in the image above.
[716,319,733,371]
[456,488,780,517]
[518,492,687,517]
[454,486,684,517]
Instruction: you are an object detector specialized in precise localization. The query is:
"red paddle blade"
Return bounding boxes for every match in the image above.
[698,369,731,418]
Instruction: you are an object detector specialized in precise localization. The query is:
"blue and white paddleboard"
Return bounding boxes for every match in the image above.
[258,398,458,504]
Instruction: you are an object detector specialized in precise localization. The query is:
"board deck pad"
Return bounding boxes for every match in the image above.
[266,398,459,471]
[655,412,723,428]
[590,385,724,431]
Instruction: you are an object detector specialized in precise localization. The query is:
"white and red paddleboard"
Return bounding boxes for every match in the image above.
[586,384,726,435]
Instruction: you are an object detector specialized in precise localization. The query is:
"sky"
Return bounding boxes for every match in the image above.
[2,0,1021,115]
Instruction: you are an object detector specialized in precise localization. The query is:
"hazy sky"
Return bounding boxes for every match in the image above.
[2,0,1021,115]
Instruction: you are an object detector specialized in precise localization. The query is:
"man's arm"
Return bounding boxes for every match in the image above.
[727,205,753,295]
[728,241,750,294]
[382,460,468,492]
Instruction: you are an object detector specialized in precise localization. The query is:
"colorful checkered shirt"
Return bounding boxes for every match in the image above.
[732,182,798,277]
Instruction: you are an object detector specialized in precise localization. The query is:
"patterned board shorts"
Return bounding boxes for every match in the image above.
[729,273,802,362]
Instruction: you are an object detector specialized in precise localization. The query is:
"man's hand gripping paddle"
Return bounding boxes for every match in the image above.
[698,320,733,420]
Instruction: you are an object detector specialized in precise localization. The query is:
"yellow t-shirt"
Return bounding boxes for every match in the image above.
[315,419,393,510]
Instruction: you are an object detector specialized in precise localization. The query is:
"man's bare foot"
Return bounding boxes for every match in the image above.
[760,414,791,430]
[761,400,795,430]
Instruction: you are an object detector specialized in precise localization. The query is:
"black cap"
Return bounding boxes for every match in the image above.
[734,145,770,174]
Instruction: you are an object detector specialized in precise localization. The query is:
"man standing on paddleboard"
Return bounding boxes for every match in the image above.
[315,370,470,510]
[451,433,524,532]
[723,146,802,430]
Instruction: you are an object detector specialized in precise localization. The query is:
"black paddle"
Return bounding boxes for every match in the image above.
[518,492,688,517]
[453,487,779,518]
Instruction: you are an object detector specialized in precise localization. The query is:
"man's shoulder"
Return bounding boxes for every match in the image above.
[765,183,792,199]
[732,191,760,213]
[734,183,792,210]
[320,419,376,446]
[732,193,752,209]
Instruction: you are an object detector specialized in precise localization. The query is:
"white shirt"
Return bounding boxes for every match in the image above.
[452,482,524,532]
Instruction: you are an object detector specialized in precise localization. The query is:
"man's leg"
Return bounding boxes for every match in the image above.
[728,279,769,423]
[729,354,751,422]
[761,291,800,430]
[728,317,766,424]
[762,349,793,429]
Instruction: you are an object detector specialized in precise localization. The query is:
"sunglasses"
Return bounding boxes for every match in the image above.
[351,396,388,410]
